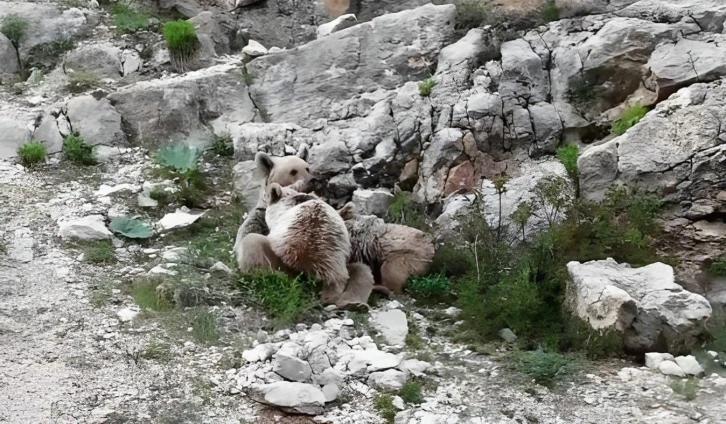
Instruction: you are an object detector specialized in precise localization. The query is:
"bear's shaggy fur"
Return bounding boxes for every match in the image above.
[338,202,435,293]
[265,183,351,304]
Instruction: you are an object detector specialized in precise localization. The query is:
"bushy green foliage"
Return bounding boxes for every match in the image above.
[407,274,452,302]
[513,351,572,386]
[540,0,561,23]
[111,3,150,33]
[1,14,29,47]
[211,133,234,157]
[141,340,172,361]
[154,143,208,208]
[66,70,100,93]
[557,317,624,360]
[556,145,578,182]
[131,278,174,312]
[109,216,153,239]
[373,393,397,423]
[386,192,427,230]
[429,244,475,278]
[63,134,97,165]
[455,0,491,32]
[155,143,201,172]
[704,309,726,354]
[709,259,726,276]
[238,270,318,326]
[17,141,47,166]
[419,77,436,97]
[670,378,698,400]
[82,240,117,264]
[163,20,197,72]
[399,381,424,404]
[612,103,648,135]
[187,308,219,345]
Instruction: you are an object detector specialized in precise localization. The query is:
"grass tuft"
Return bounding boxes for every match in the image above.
[82,240,116,264]
[211,132,234,157]
[63,134,97,165]
[513,351,573,386]
[407,274,452,303]
[17,141,47,167]
[419,77,436,97]
[237,270,318,327]
[399,380,424,404]
[372,393,397,423]
[454,1,491,32]
[66,70,100,93]
[187,308,220,345]
[162,20,197,72]
[540,0,561,23]
[111,3,151,33]
[670,378,698,400]
[386,192,427,230]
[131,278,175,312]
[612,103,648,135]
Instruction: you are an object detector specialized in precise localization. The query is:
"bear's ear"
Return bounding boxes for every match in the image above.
[267,183,283,204]
[338,202,356,220]
[297,144,310,161]
[255,152,275,177]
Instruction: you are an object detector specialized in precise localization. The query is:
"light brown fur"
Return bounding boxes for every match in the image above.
[324,0,350,17]
[338,202,435,293]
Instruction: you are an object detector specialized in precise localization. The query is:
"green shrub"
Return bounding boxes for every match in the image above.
[237,270,318,326]
[111,3,150,33]
[141,341,172,361]
[407,274,452,302]
[386,192,427,230]
[556,145,578,182]
[399,381,424,405]
[612,103,648,135]
[63,134,97,165]
[710,259,726,276]
[510,201,533,242]
[211,133,234,157]
[513,351,572,386]
[66,70,100,93]
[162,20,197,72]
[17,141,47,166]
[670,378,698,400]
[372,393,397,423]
[131,278,174,312]
[540,0,561,23]
[82,240,116,264]
[1,14,29,48]
[154,143,209,208]
[455,1,491,32]
[419,77,436,97]
[429,244,475,278]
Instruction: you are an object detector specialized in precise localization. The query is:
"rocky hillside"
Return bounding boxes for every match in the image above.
[2,0,726,423]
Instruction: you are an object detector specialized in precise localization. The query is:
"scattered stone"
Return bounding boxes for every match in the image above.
[9,228,33,263]
[371,309,408,346]
[256,382,325,415]
[242,39,267,57]
[117,307,139,322]
[158,209,204,230]
[658,360,686,377]
[674,356,705,376]
[444,306,461,316]
[498,328,517,343]
[148,265,178,276]
[243,344,276,363]
[312,368,344,387]
[58,215,112,241]
[322,384,340,402]
[317,14,357,38]
[95,183,139,197]
[351,189,395,218]
[210,261,233,275]
[399,359,431,377]
[645,352,675,370]
[367,369,407,391]
[272,353,313,382]
[392,395,405,410]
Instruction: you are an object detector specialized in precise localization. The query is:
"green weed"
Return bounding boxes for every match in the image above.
[372,393,397,423]
[63,134,97,165]
[162,20,197,72]
[26,39,74,72]
[237,270,318,327]
[141,340,172,361]
[66,70,100,93]
[90,280,113,307]
[429,244,475,278]
[455,0,491,32]
[399,380,424,405]
[540,0,561,22]
[386,192,427,230]
[211,133,234,157]
[612,103,648,135]
[17,141,47,166]
[709,259,726,276]
[111,3,151,33]
[407,274,452,302]
[670,378,698,400]
[82,240,116,264]
[187,308,219,345]
[131,278,175,312]
[1,14,28,48]
[419,77,436,97]
[513,350,573,386]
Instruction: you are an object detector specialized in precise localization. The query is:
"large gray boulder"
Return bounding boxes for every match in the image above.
[254,382,326,415]
[108,64,256,144]
[0,33,19,75]
[246,4,456,125]
[64,42,123,79]
[566,258,712,354]
[0,115,32,160]
[65,96,126,146]
[32,115,64,154]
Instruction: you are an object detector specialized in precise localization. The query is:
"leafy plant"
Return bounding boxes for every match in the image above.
[510,202,533,242]
[372,393,397,423]
[612,103,648,135]
[709,259,726,276]
[111,3,150,33]
[455,0,491,32]
[82,240,116,264]
[155,143,200,173]
[419,77,436,97]
[131,278,174,312]
[567,78,597,106]
[162,20,197,72]
[399,381,424,404]
[540,0,561,23]
[17,141,47,166]
[109,216,154,239]
[239,66,255,85]
[513,351,573,386]
[66,69,100,93]
[557,144,579,197]
[211,133,234,157]
[670,378,698,400]
[63,134,97,165]
[429,244,475,278]
[237,270,318,326]
[407,274,452,302]
[386,192,427,230]
[1,13,28,76]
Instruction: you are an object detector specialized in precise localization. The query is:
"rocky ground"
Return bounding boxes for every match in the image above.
[2,0,726,422]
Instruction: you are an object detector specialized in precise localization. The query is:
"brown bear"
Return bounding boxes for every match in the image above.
[337,202,435,294]
[233,146,318,271]
[264,183,351,304]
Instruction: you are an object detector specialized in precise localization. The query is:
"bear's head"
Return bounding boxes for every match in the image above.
[256,144,318,194]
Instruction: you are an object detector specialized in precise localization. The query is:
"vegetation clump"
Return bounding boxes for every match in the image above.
[66,69,100,93]
[17,141,47,167]
[111,3,151,33]
[237,270,318,327]
[540,0,561,23]
[419,77,436,97]
[162,20,198,72]
[670,378,698,400]
[612,103,648,135]
[373,393,397,423]
[63,134,97,165]
[81,240,116,264]
[407,274,452,303]
[386,192,427,230]
[1,13,28,76]
[454,1,491,32]
[154,143,208,208]
[399,380,424,404]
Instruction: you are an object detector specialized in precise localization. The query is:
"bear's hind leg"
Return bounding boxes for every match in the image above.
[334,262,375,310]
[379,256,414,294]
[236,233,286,272]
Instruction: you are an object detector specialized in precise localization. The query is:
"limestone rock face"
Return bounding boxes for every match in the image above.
[566,258,712,354]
